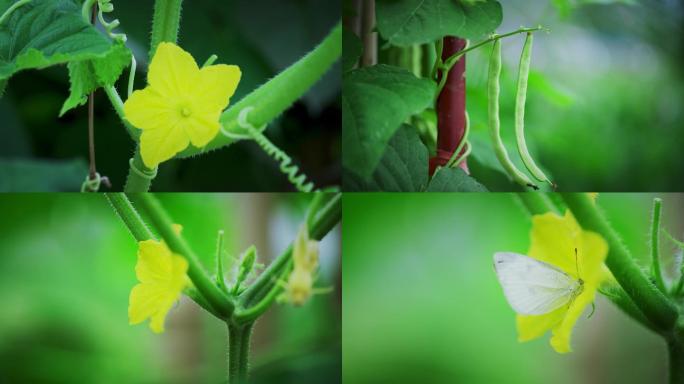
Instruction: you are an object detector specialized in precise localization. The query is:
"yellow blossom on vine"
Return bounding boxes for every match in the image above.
[280,225,324,306]
[123,42,241,168]
[129,226,189,333]
[516,211,610,353]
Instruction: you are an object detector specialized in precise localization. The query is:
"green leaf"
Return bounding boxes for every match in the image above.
[376,0,502,47]
[344,124,428,191]
[343,64,435,179]
[0,158,87,192]
[342,27,362,72]
[0,0,122,81]
[426,167,488,191]
[60,41,131,116]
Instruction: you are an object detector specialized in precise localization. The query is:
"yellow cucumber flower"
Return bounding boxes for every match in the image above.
[281,225,321,306]
[516,211,610,353]
[123,42,241,168]
[129,234,189,333]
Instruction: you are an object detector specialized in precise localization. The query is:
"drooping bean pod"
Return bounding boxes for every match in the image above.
[514,33,552,186]
[488,39,538,190]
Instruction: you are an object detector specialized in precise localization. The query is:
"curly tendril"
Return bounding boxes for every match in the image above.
[231,107,317,193]
[82,0,127,42]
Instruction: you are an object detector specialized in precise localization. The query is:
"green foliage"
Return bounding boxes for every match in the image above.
[345,125,428,191]
[0,0,122,82]
[343,65,435,179]
[425,167,488,191]
[375,0,502,46]
[342,27,362,72]
[60,41,131,116]
[344,124,487,191]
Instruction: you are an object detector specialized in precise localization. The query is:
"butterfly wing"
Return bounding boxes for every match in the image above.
[493,252,580,315]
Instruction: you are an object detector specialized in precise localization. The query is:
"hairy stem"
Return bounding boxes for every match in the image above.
[227,322,253,383]
[105,193,228,319]
[136,194,235,318]
[105,193,153,241]
[124,150,157,192]
[651,198,667,293]
[516,193,557,216]
[562,193,678,332]
[176,21,342,158]
[239,193,341,309]
[149,0,183,58]
[103,85,138,140]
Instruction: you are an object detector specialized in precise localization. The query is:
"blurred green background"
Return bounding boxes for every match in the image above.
[0,193,341,383]
[0,0,340,192]
[343,193,684,383]
[462,0,684,191]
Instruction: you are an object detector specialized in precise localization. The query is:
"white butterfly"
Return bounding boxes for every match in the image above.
[493,252,584,315]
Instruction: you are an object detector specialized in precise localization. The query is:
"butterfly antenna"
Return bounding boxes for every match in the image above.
[575,248,581,278]
[587,302,596,318]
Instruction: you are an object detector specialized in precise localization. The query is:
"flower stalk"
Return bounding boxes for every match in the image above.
[106,192,341,382]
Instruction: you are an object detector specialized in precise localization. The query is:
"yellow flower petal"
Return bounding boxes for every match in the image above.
[128,284,163,324]
[550,287,597,353]
[148,42,199,97]
[185,111,221,148]
[195,64,241,111]
[128,239,189,334]
[139,123,191,168]
[123,42,242,167]
[123,88,174,132]
[528,212,580,278]
[136,240,173,283]
[516,306,565,342]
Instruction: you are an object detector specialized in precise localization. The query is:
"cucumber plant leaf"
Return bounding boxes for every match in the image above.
[426,167,488,192]
[344,124,428,191]
[60,41,131,116]
[376,0,502,46]
[343,64,435,180]
[0,0,128,92]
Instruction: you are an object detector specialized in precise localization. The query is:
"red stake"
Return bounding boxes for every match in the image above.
[429,36,468,176]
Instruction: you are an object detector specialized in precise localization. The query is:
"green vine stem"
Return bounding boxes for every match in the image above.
[103,85,138,140]
[516,192,557,216]
[561,193,678,332]
[227,323,253,383]
[670,330,684,383]
[149,0,183,58]
[176,21,342,158]
[134,193,235,318]
[105,193,153,241]
[651,198,667,293]
[124,151,157,192]
[106,193,234,318]
[106,193,341,382]
[238,193,341,311]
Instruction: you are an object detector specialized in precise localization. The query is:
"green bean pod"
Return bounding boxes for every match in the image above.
[488,39,538,190]
[515,33,551,185]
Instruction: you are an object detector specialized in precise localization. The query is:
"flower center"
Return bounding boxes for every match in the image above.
[180,106,192,117]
